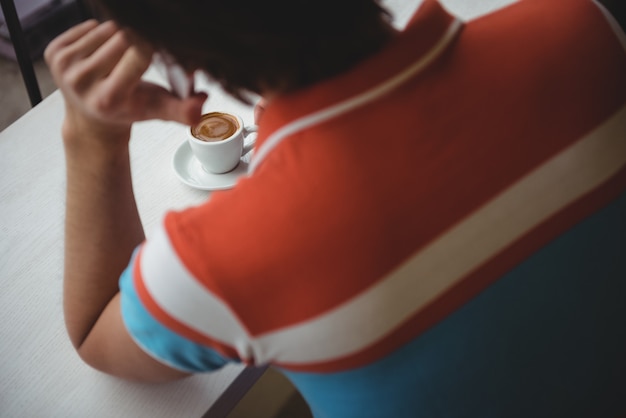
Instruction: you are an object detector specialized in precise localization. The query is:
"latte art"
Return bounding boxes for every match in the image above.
[192,113,240,142]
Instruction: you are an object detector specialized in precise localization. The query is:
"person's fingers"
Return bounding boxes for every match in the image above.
[106,44,153,93]
[156,92,207,126]
[254,98,268,124]
[64,20,119,61]
[82,30,132,80]
[136,84,207,125]
[91,44,153,112]
[45,21,122,96]
[47,21,118,72]
[182,93,209,126]
[44,19,99,63]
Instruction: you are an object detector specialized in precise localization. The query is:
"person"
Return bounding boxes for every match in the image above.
[44,0,626,416]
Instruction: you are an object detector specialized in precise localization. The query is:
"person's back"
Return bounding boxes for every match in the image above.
[215,1,625,416]
[45,0,626,416]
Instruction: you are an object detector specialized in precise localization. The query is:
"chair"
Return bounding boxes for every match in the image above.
[0,0,92,107]
[0,0,42,106]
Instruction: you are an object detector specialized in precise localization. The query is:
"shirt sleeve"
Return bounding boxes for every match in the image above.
[119,245,238,373]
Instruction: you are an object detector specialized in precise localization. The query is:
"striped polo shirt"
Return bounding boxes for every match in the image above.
[119,0,626,416]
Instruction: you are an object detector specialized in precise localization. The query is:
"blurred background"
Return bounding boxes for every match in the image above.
[0,0,503,133]
[0,0,87,132]
[0,0,429,133]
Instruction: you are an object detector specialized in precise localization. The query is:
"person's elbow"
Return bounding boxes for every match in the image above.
[70,325,192,383]
[75,344,191,383]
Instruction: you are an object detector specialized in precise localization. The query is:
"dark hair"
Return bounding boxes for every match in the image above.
[92,0,392,103]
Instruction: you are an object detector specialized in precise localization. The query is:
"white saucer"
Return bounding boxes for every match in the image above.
[172,141,249,190]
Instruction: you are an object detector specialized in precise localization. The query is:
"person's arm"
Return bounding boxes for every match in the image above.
[45,19,206,381]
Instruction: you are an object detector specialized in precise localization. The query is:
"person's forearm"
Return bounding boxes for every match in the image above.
[63,131,145,349]
[44,20,205,374]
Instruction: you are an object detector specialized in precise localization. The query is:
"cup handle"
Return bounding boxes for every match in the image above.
[242,125,258,156]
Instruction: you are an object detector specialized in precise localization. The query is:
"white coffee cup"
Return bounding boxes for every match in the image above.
[188,112,257,174]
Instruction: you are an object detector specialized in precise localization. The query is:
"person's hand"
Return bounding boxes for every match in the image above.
[254,98,268,125]
[44,19,207,147]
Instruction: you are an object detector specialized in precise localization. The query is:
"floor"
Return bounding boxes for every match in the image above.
[229,368,313,418]
[0,55,56,132]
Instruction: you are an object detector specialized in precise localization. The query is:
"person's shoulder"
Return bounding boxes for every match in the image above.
[476,0,626,51]
[591,0,625,31]
[519,0,624,32]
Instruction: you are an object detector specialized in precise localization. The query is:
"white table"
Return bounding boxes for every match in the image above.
[0,1,515,416]
[0,67,265,417]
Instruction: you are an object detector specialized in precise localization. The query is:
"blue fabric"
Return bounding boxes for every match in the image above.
[119,252,235,373]
[282,193,626,418]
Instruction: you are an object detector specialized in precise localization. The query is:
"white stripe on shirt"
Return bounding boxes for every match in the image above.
[141,105,626,365]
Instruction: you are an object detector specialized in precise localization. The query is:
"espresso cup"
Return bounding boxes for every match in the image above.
[188,112,257,174]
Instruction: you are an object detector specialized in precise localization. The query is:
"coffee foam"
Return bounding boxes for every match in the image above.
[192,113,239,142]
